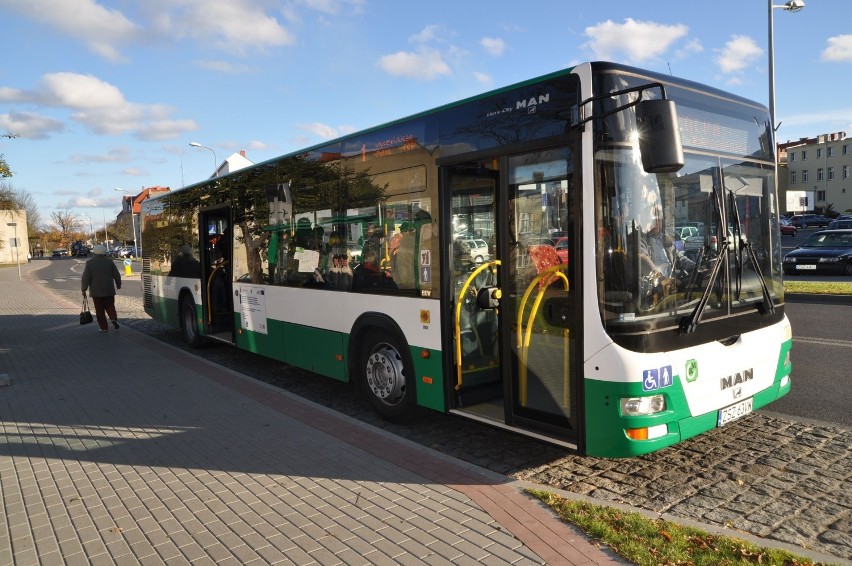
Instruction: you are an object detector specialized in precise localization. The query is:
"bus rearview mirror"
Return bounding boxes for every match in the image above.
[636,99,684,174]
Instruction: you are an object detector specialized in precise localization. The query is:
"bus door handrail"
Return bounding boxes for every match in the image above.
[454,260,500,391]
[206,260,229,325]
[517,266,569,407]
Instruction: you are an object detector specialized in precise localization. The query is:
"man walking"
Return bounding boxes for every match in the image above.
[81,245,122,332]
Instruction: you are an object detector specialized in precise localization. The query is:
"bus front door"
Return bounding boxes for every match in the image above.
[448,149,579,446]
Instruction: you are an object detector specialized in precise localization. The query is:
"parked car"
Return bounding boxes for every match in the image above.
[554,237,570,264]
[789,214,830,228]
[457,238,490,264]
[675,225,700,240]
[783,229,852,276]
[780,218,797,236]
[827,219,852,230]
[50,248,68,258]
[116,246,138,258]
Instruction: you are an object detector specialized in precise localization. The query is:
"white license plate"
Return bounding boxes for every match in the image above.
[717,398,753,426]
[796,264,816,270]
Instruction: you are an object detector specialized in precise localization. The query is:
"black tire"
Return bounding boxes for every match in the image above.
[180,296,203,348]
[358,328,415,422]
[845,262,852,276]
[802,223,808,229]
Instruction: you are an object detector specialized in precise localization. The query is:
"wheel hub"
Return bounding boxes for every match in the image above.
[365,345,406,406]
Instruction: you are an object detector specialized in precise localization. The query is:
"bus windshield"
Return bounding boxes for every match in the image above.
[593,72,783,349]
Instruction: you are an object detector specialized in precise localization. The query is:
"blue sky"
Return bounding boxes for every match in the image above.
[1,0,851,230]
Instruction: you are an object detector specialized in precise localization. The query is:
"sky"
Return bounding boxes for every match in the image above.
[1,0,851,232]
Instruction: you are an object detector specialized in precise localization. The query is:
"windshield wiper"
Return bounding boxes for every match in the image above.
[679,186,776,334]
[728,189,775,316]
[679,185,726,334]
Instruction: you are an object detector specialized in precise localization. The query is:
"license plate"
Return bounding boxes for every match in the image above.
[796,264,816,270]
[718,398,753,426]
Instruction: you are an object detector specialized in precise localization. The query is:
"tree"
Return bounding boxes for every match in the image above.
[1,132,18,178]
[50,210,82,248]
[1,182,41,234]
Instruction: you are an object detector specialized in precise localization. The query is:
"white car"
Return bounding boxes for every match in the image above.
[458,238,490,264]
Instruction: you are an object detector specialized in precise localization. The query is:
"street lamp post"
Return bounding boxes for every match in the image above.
[189,142,218,177]
[114,188,140,256]
[6,222,21,280]
[91,204,110,250]
[769,0,805,134]
[80,215,94,244]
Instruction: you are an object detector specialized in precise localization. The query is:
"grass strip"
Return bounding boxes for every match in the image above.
[526,489,836,565]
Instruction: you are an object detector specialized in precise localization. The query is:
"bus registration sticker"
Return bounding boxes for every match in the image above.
[717,397,753,426]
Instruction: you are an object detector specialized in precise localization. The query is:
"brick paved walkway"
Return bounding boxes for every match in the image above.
[0,262,625,565]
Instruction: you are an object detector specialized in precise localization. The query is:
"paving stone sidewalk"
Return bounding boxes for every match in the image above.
[1,262,626,565]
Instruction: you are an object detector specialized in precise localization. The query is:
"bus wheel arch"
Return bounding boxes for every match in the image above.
[178,290,203,348]
[349,314,417,422]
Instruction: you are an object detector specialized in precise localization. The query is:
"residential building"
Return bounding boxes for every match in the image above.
[778,131,852,214]
[117,186,171,245]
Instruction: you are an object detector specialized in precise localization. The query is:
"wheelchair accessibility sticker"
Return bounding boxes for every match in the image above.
[643,365,673,392]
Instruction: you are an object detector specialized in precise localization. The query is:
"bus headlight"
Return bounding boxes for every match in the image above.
[620,395,666,416]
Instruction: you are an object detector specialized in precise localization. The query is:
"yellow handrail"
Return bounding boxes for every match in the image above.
[454,260,501,391]
[517,266,569,406]
[206,261,228,325]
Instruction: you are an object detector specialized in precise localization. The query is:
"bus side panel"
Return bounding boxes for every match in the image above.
[409,346,445,413]
[234,317,287,364]
[145,294,180,328]
[281,324,348,381]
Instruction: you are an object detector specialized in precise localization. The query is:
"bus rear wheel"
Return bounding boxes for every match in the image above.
[359,329,415,421]
[180,297,202,348]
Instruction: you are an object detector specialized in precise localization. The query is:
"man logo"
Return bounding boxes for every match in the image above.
[720,368,753,390]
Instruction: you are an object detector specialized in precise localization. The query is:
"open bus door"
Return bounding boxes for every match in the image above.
[445,149,581,448]
[199,206,235,342]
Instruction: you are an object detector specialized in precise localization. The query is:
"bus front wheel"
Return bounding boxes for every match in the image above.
[180,297,202,348]
[359,329,415,421]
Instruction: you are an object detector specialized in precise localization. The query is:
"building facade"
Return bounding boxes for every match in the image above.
[778,131,852,215]
[0,209,29,264]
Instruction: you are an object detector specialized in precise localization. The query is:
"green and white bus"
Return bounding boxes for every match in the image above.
[141,61,792,458]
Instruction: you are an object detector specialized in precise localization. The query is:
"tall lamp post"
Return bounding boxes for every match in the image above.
[6,222,21,280]
[114,188,139,256]
[79,214,94,244]
[189,142,218,177]
[769,0,805,135]
[91,204,110,251]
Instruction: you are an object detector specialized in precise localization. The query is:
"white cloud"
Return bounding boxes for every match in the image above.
[480,37,505,57]
[146,0,296,55]
[0,111,64,140]
[409,25,447,44]
[69,148,131,164]
[583,18,688,63]
[822,34,852,62]
[715,35,763,74]
[473,72,492,85]
[0,72,197,139]
[296,122,355,140]
[377,48,451,80]
[0,0,140,62]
